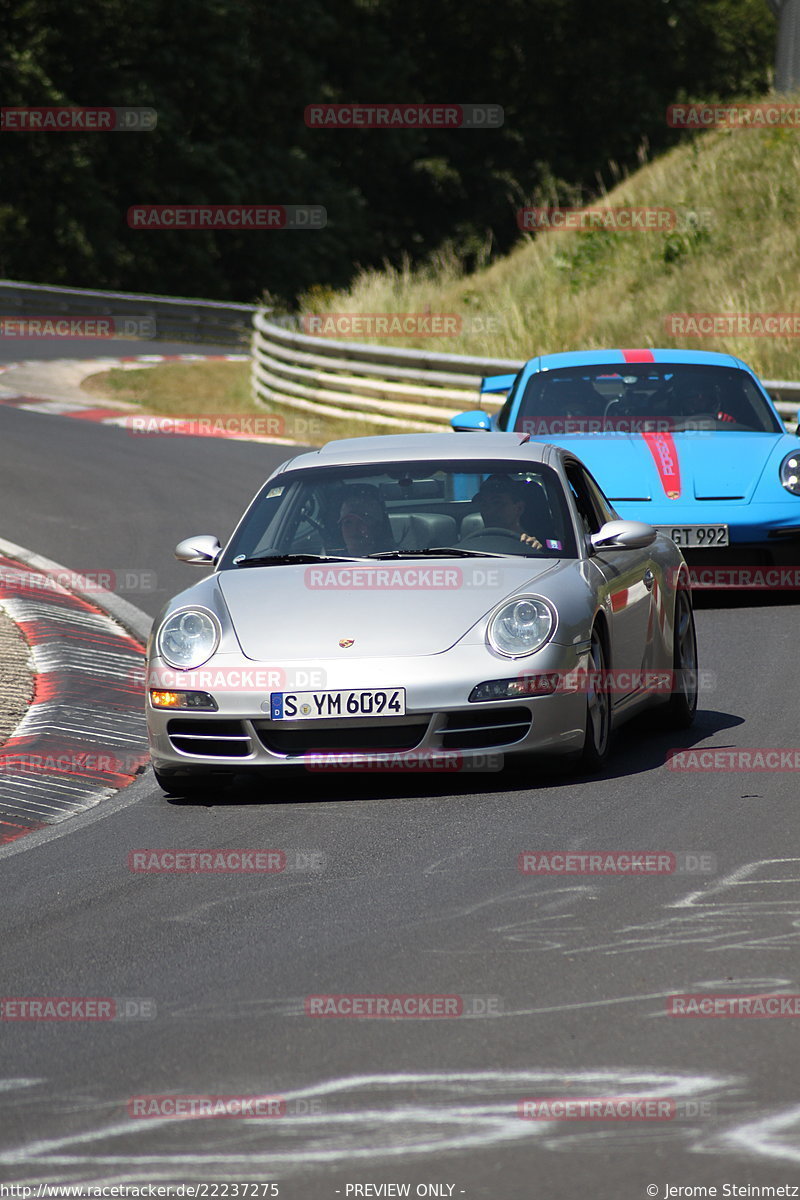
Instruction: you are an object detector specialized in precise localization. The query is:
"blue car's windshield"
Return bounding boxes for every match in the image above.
[508,364,781,435]
[219,459,579,566]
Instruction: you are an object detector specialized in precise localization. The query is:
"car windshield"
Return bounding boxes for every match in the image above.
[219,459,579,565]
[509,363,781,435]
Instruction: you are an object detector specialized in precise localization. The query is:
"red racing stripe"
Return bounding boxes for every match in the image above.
[621,349,655,363]
[642,431,682,500]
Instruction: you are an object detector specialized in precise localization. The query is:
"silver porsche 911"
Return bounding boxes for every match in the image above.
[146,432,697,796]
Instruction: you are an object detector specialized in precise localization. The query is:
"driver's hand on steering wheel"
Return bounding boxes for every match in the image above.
[520,533,543,549]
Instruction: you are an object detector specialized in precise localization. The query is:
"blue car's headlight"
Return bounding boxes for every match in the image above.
[780,452,800,496]
[487,597,555,658]
[157,609,220,669]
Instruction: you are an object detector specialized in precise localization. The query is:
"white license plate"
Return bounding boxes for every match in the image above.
[656,524,729,548]
[270,688,406,720]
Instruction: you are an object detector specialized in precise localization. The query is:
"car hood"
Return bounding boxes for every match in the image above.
[217,558,561,659]
[544,432,781,503]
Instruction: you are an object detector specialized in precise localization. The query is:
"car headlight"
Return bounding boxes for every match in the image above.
[487,596,555,658]
[780,452,800,496]
[157,609,220,669]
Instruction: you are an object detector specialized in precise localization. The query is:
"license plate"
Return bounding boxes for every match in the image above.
[656,524,729,548]
[270,688,406,720]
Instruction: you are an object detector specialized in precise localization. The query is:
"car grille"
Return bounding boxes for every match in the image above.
[167,718,253,758]
[253,717,431,756]
[438,706,532,750]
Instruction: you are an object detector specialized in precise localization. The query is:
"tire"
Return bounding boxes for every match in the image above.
[153,767,225,800]
[580,625,612,771]
[664,587,698,728]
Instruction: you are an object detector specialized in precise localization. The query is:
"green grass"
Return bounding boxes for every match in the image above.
[294,101,800,379]
[81,361,385,443]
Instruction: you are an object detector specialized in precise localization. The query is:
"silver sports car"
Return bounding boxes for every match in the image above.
[146,432,697,796]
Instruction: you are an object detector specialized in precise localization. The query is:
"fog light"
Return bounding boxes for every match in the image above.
[149,689,218,711]
[469,673,560,702]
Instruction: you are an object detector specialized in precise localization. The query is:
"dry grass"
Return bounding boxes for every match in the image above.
[296,105,800,379]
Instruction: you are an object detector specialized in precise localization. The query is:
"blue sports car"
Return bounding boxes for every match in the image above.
[452,348,800,579]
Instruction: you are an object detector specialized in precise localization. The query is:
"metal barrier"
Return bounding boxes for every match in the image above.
[0,280,255,347]
[251,309,800,429]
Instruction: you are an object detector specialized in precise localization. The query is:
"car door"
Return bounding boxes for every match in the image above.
[564,458,655,689]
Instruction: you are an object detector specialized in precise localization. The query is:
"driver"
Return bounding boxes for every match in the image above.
[473,475,543,549]
[337,484,394,555]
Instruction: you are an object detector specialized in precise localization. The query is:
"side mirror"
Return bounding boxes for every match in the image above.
[591,520,657,551]
[451,409,493,432]
[175,534,222,564]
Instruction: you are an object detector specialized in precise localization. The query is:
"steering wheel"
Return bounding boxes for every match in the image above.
[459,527,537,551]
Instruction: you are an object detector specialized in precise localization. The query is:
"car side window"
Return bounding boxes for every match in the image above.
[583,470,616,527]
[496,377,520,431]
[564,462,605,536]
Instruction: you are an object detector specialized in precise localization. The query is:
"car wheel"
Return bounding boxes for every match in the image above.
[153,767,225,800]
[664,587,698,728]
[580,626,611,771]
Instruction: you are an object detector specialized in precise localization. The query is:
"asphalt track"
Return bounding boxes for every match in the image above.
[1,348,800,1197]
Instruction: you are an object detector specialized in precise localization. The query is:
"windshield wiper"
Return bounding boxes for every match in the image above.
[366,547,508,560]
[232,553,371,567]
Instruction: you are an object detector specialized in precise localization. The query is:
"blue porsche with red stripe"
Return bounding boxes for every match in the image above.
[452,348,800,574]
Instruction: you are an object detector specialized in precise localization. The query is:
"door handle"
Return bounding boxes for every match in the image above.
[643,568,655,591]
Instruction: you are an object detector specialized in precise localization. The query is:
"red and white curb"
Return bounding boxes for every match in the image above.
[0,353,299,445]
[0,552,149,844]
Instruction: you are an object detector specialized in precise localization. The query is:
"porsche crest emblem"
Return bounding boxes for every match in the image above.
[338,638,355,648]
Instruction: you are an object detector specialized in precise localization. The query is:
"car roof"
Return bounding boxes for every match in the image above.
[279,431,554,471]
[530,347,753,372]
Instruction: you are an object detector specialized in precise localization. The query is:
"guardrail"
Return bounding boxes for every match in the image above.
[251,310,520,431]
[251,309,800,430]
[0,280,256,346]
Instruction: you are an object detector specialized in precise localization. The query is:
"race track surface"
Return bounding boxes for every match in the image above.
[1,391,799,1198]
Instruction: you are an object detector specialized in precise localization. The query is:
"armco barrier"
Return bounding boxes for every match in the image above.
[251,310,800,431]
[0,280,255,347]
[251,310,520,431]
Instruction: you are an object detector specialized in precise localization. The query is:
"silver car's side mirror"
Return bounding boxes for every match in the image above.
[591,520,657,551]
[175,535,222,564]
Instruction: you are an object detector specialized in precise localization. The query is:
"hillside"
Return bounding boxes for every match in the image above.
[298,105,800,379]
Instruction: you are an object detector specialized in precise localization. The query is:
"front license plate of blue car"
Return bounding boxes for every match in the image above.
[656,524,729,547]
[270,688,406,720]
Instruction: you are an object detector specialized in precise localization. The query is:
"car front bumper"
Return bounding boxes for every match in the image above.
[146,641,598,774]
